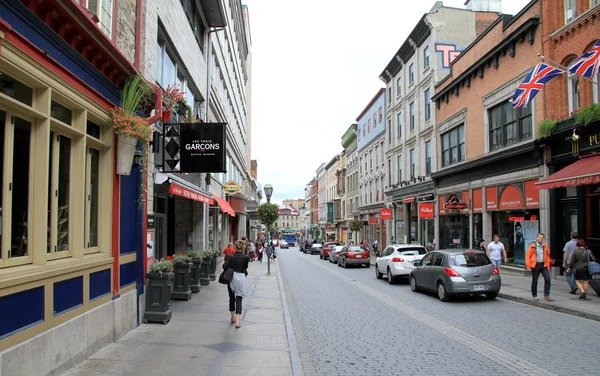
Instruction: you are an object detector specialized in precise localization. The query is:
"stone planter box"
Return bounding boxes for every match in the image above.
[190,258,202,293]
[171,262,192,300]
[143,272,174,324]
[209,255,217,281]
[199,258,211,285]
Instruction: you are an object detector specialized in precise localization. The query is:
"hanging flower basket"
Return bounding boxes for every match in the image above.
[162,110,171,123]
[163,84,185,115]
[117,134,138,175]
[110,106,152,176]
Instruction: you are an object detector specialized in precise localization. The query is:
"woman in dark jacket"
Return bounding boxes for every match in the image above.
[568,239,592,300]
[223,239,250,328]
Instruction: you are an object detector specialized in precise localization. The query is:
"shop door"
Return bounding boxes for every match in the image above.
[155,214,167,261]
[562,205,578,246]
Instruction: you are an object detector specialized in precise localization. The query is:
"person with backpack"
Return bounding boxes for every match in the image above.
[372,239,378,257]
[568,239,595,300]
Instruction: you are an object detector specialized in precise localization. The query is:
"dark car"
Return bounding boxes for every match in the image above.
[303,241,312,252]
[309,244,322,255]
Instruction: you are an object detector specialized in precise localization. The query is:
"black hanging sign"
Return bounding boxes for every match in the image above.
[162,123,226,173]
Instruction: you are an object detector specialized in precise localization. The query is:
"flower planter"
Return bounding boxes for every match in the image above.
[199,258,211,285]
[116,134,138,176]
[162,110,171,122]
[171,262,192,300]
[143,272,173,324]
[190,258,202,293]
[209,255,217,281]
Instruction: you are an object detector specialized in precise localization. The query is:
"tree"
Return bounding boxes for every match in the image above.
[349,219,363,232]
[258,203,279,228]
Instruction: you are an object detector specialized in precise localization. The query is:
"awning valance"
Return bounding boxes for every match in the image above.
[213,195,235,217]
[156,172,214,204]
[535,153,600,190]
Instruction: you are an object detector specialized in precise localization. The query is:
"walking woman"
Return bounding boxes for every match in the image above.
[568,239,593,300]
[223,240,250,328]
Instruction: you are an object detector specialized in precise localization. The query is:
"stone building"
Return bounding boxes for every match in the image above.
[342,124,359,243]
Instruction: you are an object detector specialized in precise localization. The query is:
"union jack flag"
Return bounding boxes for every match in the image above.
[568,40,600,78]
[511,63,564,108]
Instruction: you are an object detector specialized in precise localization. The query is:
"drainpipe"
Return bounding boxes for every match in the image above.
[134,0,144,71]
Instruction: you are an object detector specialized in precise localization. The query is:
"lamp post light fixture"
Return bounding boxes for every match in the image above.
[264,184,273,275]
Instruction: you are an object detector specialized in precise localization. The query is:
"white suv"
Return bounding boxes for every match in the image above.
[375,244,428,284]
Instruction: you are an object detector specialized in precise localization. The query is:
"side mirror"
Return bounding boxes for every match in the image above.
[413,261,420,267]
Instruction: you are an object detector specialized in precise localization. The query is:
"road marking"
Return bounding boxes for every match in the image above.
[302,252,557,376]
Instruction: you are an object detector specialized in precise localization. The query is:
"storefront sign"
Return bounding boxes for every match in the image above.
[444,193,467,211]
[419,202,435,218]
[583,132,600,152]
[380,208,392,220]
[524,180,540,208]
[486,186,498,211]
[417,193,435,202]
[498,185,523,210]
[403,196,416,204]
[163,123,226,173]
[472,189,483,212]
[223,181,241,194]
[168,183,214,204]
[461,191,470,213]
[439,195,446,215]
[368,217,379,224]
[564,175,600,187]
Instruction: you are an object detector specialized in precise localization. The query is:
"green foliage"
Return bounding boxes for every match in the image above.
[186,105,194,123]
[537,118,558,139]
[197,249,213,259]
[148,259,173,274]
[121,75,151,115]
[576,103,600,126]
[349,219,364,232]
[258,203,280,227]
[173,254,191,264]
[188,251,201,259]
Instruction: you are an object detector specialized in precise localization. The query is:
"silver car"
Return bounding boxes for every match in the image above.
[329,245,345,264]
[409,250,501,301]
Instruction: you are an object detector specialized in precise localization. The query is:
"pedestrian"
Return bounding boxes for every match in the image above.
[257,244,263,263]
[525,233,554,301]
[223,239,249,328]
[372,239,379,257]
[568,239,594,300]
[562,231,579,294]
[487,235,507,269]
[223,242,235,261]
[477,239,486,253]
[266,242,274,261]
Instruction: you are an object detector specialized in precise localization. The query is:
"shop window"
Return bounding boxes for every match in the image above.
[439,215,470,249]
[473,214,483,249]
[47,133,72,255]
[86,121,101,139]
[51,101,73,125]
[441,125,465,167]
[86,148,100,249]
[488,102,531,151]
[565,0,576,24]
[0,72,33,106]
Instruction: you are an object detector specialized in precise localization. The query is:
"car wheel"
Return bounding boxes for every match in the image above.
[387,267,395,284]
[437,282,450,302]
[410,275,420,292]
[338,258,342,267]
[375,265,383,279]
[485,292,498,300]
[364,263,370,268]
[320,255,323,260]
[343,259,348,268]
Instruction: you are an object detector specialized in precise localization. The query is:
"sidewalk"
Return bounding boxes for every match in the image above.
[60,259,300,376]
[369,256,600,322]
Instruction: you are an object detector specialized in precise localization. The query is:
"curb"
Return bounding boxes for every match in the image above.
[498,293,600,322]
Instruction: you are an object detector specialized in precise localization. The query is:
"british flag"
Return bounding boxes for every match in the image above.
[568,40,600,78]
[511,63,564,108]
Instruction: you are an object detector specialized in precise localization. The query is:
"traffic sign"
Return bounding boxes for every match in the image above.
[256,225,262,230]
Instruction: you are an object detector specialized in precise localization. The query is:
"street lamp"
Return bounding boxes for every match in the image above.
[264,184,273,275]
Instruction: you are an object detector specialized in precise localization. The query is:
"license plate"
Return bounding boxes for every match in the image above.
[474,285,485,291]
[355,255,362,258]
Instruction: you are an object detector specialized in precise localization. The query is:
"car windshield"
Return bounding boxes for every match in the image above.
[450,253,491,267]
[397,247,427,255]
[334,246,344,251]
[348,247,366,252]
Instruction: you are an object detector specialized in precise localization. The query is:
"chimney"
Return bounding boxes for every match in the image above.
[464,0,502,12]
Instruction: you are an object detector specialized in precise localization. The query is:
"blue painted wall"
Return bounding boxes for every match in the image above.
[120,262,137,288]
[53,276,84,316]
[120,168,139,255]
[90,269,112,301]
[0,287,44,339]
[357,91,387,152]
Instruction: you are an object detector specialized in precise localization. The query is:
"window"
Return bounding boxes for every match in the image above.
[565,0,576,24]
[86,148,100,248]
[409,64,414,84]
[441,125,466,167]
[397,112,402,140]
[375,145,379,167]
[378,107,382,123]
[409,102,415,131]
[424,89,431,121]
[363,124,366,137]
[388,120,392,144]
[88,0,113,38]
[568,62,580,113]
[368,119,371,133]
[423,46,430,69]
[425,141,431,176]
[594,0,600,6]
[369,150,373,169]
[48,133,72,254]
[388,160,392,186]
[409,148,415,180]
[181,0,206,52]
[373,113,377,126]
[488,102,532,150]
[156,40,177,88]
[397,155,402,183]
[397,78,402,97]
[387,87,392,105]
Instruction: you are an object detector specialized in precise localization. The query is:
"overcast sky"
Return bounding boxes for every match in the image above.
[243,0,531,205]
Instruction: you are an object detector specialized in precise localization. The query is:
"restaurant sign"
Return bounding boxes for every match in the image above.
[443,193,467,212]
[162,123,226,173]
[223,181,241,194]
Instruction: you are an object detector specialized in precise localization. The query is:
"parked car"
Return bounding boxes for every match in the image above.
[309,244,322,255]
[280,241,289,249]
[337,245,370,268]
[320,241,339,260]
[302,241,312,252]
[409,250,501,301]
[375,244,428,284]
[329,245,345,264]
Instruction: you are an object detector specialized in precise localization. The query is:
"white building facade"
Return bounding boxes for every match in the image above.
[316,163,327,241]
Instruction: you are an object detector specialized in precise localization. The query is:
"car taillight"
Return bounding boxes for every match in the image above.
[444,267,462,277]
[492,266,499,275]
[392,257,404,263]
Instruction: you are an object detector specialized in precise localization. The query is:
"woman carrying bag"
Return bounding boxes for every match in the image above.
[568,239,595,300]
[222,240,250,328]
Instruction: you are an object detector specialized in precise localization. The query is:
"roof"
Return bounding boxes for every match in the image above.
[355,88,386,121]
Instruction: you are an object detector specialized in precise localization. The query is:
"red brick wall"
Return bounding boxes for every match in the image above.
[475,12,501,37]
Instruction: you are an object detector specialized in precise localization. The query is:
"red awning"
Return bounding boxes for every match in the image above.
[535,153,600,190]
[213,195,235,217]
[168,182,214,205]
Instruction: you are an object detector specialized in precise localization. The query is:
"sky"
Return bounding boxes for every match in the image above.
[243,0,531,205]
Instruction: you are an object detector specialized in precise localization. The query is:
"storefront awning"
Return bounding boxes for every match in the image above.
[156,172,214,205]
[535,153,600,190]
[213,195,235,217]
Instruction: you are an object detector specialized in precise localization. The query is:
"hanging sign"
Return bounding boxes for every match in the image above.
[444,193,467,212]
[223,181,241,194]
[162,123,226,173]
[380,208,393,220]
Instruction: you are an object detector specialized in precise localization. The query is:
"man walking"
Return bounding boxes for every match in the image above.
[487,235,507,269]
[526,233,554,301]
[563,231,579,294]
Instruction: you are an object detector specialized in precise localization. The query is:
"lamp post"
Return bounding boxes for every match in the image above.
[264,184,273,275]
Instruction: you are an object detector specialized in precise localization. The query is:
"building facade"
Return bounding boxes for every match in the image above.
[316,163,327,240]
[342,124,359,243]
[310,178,319,239]
[380,1,500,248]
[357,88,387,246]
[324,154,339,241]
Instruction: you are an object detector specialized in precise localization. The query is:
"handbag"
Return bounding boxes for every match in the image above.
[588,251,600,275]
[218,267,234,285]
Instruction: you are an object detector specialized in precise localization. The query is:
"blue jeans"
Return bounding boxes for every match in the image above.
[491,259,502,268]
[565,265,577,289]
[531,262,551,297]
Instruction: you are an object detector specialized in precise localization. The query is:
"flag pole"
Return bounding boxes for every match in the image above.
[539,54,599,86]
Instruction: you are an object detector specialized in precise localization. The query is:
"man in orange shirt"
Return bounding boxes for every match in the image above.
[223,242,236,260]
[525,233,554,301]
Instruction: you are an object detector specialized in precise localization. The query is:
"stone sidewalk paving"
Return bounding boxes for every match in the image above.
[59,259,300,376]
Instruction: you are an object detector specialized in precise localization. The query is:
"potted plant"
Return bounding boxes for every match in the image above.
[199,249,212,286]
[143,259,174,324]
[162,84,185,122]
[188,251,202,293]
[208,249,219,281]
[171,254,192,300]
[111,75,152,176]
